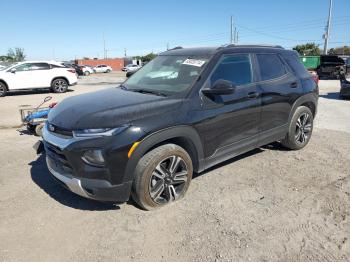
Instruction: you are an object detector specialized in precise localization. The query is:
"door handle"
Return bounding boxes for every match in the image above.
[290,82,298,88]
[247,92,259,99]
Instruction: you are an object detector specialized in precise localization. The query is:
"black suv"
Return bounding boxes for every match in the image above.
[42,45,318,210]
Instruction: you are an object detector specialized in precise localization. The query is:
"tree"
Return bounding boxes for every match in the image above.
[133,52,157,62]
[293,43,321,56]
[7,47,26,62]
[328,46,350,55]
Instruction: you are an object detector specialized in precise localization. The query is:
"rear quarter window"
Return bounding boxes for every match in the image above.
[282,53,310,78]
[256,54,286,81]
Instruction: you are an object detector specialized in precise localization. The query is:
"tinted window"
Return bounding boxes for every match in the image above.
[50,64,63,68]
[31,63,50,70]
[210,54,252,86]
[14,63,31,72]
[282,53,310,78]
[257,54,286,81]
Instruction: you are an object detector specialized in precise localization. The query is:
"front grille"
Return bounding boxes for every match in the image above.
[45,142,72,171]
[47,123,73,138]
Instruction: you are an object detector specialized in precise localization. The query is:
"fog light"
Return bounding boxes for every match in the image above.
[82,150,105,167]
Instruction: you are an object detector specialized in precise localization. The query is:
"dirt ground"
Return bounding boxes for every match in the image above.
[0,77,349,262]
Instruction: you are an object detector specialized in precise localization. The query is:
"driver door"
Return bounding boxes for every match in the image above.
[6,63,36,89]
[195,54,261,162]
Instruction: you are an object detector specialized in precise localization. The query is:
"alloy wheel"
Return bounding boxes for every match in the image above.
[148,155,189,204]
[295,113,312,144]
[0,83,5,94]
[54,80,67,92]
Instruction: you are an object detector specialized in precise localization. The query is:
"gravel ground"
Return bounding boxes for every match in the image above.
[0,79,349,262]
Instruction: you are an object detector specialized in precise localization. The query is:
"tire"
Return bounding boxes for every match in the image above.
[281,106,314,150]
[0,82,7,97]
[132,144,193,210]
[106,69,111,73]
[51,78,68,93]
[84,71,90,76]
[26,123,36,133]
[35,124,44,137]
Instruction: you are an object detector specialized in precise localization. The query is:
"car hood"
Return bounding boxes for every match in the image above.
[48,87,182,130]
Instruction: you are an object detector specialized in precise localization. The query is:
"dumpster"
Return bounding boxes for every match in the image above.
[300,56,320,70]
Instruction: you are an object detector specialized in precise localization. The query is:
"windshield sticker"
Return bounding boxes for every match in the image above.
[182,59,206,67]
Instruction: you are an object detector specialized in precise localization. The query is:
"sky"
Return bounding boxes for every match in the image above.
[1,0,349,61]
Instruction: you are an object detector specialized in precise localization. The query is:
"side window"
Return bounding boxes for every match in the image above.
[282,53,310,78]
[210,54,252,86]
[256,54,286,81]
[14,63,32,72]
[31,63,50,70]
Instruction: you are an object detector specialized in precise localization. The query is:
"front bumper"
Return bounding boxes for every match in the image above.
[42,124,137,202]
[46,155,132,202]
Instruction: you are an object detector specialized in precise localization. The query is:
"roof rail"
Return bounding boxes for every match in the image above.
[169,46,183,50]
[219,44,284,49]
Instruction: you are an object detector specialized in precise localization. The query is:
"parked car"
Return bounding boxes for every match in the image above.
[93,65,112,73]
[122,64,141,72]
[81,65,94,76]
[0,61,77,97]
[317,55,346,79]
[340,74,350,99]
[41,45,318,210]
[70,64,84,76]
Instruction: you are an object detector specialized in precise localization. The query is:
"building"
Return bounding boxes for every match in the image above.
[76,58,124,71]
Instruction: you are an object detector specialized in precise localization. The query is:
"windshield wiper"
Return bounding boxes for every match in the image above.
[129,89,167,97]
[119,84,128,90]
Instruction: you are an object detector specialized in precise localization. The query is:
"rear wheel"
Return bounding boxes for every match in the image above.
[281,106,313,150]
[35,124,44,137]
[132,144,193,210]
[0,82,7,97]
[84,71,90,76]
[51,78,68,93]
[106,69,111,73]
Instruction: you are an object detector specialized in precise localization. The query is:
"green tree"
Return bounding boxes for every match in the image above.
[133,52,157,62]
[7,47,26,62]
[293,43,321,56]
[328,46,350,55]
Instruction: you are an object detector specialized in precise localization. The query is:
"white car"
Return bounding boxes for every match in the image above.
[0,61,78,97]
[80,65,94,76]
[93,64,112,73]
[122,64,141,72]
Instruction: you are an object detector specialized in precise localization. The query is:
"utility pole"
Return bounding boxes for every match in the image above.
[103,32,106,59]
[124,48,127,57]
[323,0,333,55]
[230,15,234,44]
[167,42,169,50]
[236,30,239,44]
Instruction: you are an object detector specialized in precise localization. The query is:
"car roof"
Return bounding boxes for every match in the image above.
[160,45,296,57]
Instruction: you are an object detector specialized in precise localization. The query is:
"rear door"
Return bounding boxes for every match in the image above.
[255,53,303,139]
[31,63,51,88]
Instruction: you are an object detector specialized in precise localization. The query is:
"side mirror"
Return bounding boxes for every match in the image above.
[10,68,16,74]
[202,79,236,95]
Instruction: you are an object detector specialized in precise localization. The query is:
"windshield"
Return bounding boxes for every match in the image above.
[123,55,209,95]
[0,63,17,71]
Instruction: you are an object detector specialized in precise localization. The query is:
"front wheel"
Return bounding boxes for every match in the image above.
[84,71,90,76]
[281,106,314,150]
[106,69,111,73]
[132,144,193,210]
[51,78,68,93]
[0,82,7,97]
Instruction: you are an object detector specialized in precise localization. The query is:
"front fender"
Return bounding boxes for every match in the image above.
[123,125,205,182]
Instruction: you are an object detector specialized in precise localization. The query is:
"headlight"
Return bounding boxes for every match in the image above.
[73,126,128,137]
